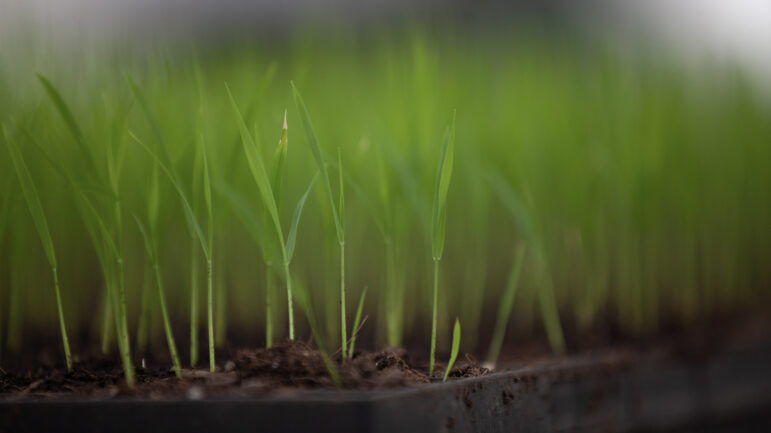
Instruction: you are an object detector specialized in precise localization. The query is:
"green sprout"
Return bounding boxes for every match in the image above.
[429,111,456,376]
[291,82,349,359]
[443,318,461,382]
[2,124,73,372]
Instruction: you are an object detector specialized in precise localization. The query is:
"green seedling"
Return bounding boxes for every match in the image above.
[291,83,349,359]
[443,318,461,382]
[227,83,318,341]
[133,215,183,377]
[486,246,526,367]
[2,124,72,371]
[429,111,456,376]
[347,286,368,358]
[293,277,343,389]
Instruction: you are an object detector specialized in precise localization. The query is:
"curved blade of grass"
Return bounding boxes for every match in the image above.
[129,131,210,261]
[290,82,342,244]
[2,123,72,371]
[443,318,461,382]
[286,172,319,264]
[36,74,99,176]
[347,286,368,358]
[486,245,526,367]
[214,181,280,265]
[124,75,175,177]
[226,84,284,250]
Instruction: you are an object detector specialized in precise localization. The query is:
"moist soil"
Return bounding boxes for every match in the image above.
[0,312,767,400]
[0,341,490,399]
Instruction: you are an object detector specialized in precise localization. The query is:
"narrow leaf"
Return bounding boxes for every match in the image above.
[129,131,210,260]
[348,286,368,358]
[132,213,156,262]
[337,147,345,240]
[431,111,456,260]
[226,83,285,259]
[3,124,57,269]
[443,318,461,382]
[36,74,99,175]
[290,82,342,243]
[286,172,319,263]
[486,246,526,366]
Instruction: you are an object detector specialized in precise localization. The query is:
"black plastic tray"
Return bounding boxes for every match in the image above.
[2,341,770,433]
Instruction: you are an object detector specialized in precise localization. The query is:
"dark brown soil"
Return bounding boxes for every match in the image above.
[1,312,767,400]
[0,341,489,400]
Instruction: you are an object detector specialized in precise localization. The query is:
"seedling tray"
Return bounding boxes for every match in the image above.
[2,340,770,433]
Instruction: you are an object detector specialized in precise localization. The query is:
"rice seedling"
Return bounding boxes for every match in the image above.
[290,82,349,359]
[133,215,183,377]
[347,286,368,358]
[486,168,566,354]
[265,111,289,348]
[293,277,342,388]
[127,76,216,371]
[2,124,72,371]
[486,246,526,367]
[32,75,137,384]
[443,318,461,382]
[429,111,456,376]
[227,83,318,342]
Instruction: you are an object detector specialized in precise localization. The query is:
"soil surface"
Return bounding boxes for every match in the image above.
[1,312,767,400]
[0,341,489,399]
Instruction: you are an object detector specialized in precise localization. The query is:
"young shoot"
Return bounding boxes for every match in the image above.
[486,168,566,354]
[347,287,368,359]
[266,110,289,348]
[133,215,183,377]
[443,318,461,382]
[429,111,456,376]
[293,277,342,389]
[486,245,526,368]
[127,76,216,371]
[2,124,73,372]
[227,84,318,341]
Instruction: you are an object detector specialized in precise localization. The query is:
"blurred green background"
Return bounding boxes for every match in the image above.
[1,20,770,365]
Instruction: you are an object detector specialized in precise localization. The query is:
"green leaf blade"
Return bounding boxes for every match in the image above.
[3,125,58,270]
[431,111,456,261]
[290,82,343,244]
[285,172,319,264]
[226,84,285,257]
[443,318,461,382]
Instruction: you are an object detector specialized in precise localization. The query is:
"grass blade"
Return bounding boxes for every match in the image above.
[132,214,183,378]
[36,74,99,175]
[431,111,456,261]
[293,277,342,389]
[290,82,342,243]
[429,111,456,376]
[226,83,297,340]
[347,286,368,358]
[443,318,461,382]
[286,172,319,264]
[486,246,526,367]
[129,131,210,261]
[2,124,72,371]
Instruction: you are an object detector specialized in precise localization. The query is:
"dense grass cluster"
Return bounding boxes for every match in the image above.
[1,26,770,381]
